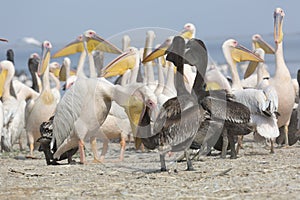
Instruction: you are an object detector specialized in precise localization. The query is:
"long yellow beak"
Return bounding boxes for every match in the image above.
[274,8,284,44]
[252,35,275,54]
[231,44,264,63]
[0,69,8,97]
[244,48,265,79]
[180,29,193,40]
[142,38,172,63]
[52,34,122,58]
[87,34,122,54]
[101,48,137,78]
[52,36,84,58]
[39,47,51,75]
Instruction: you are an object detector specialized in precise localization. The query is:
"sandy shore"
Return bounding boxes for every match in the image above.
[0,135,299,200]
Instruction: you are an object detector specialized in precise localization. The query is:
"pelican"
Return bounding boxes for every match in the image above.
[0,61,26,151]
[27,53,41,92]
[48,62,61,104]
[143,30,157,91]
[271,9,297,146]
[222,39,279,153]
[51,77,156,164]
[25,41,58,158]
[52,29,122,78]
[142,23,196,63]
[245,8,295,146]
[102,47,151,151]
[142,24,197,91]
[241,34,275,88]
[137,36,205,171]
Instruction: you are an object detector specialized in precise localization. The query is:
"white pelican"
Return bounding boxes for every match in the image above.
[245,8,295,146]
[52,77,157,164]
[241,34,275,88]
[49,62,61,104]
[222,39,279,153]
[52,30,122,78]
[143,30,157,91]
[102,47,151,151]
[0,61,26,151]
[271,9,296,145]
[25,41,58,158]
[248,48,279,152]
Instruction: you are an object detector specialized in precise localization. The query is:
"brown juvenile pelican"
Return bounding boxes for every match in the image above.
[138,36,206,171]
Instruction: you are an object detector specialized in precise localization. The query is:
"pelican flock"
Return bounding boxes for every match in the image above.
[0,7,299,177]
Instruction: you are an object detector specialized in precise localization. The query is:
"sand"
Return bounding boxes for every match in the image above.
[0,135,299,200]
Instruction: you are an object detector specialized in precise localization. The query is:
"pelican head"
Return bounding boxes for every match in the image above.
[252,34,275,54]
[49,61,61,77]
[0,60,14,97]
[244,48,266,79]
[180,23,196,39]
[52,30,122,58]
[274,7,285,44]
[222,39,264,66]
[102,47,139,78]
[59,57,72,81]
[39,41,52,75]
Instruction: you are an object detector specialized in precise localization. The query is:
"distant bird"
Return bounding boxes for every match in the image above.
[22,37,42,47]
[0,38,8,42]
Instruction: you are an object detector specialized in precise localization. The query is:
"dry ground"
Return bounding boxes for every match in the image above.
[0,135,300,200]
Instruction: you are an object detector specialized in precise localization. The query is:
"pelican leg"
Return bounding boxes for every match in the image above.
[228,134,237,159]
[119,137,126,161]
[90,137,102,163]
[221,130,228,159]
[78,139,86,164]
[25,143,35,158]
[284,125,289,147]
[185,150,195,171]
[99,138,109,162]
[236,135,244,155]
[25,133,36,158]
[270,138,275,154]
[160,154,167,172]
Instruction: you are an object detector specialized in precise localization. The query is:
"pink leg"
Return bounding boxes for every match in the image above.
[78,139,86,164]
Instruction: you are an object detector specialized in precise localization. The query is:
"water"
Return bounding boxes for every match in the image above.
[0,32,299,79]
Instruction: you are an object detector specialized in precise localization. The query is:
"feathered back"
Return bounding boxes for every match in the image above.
[53,78,89,147]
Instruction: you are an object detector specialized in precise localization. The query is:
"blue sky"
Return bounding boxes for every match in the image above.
[0,0,299,44]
